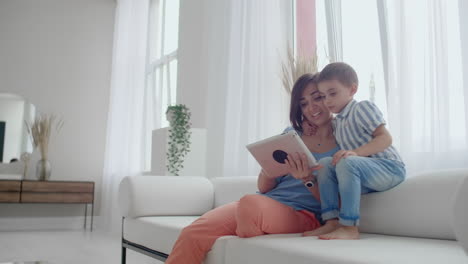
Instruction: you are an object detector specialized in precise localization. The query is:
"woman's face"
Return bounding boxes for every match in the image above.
[299,83,332,127]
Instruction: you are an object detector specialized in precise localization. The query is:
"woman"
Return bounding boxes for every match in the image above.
[165,73,339,264]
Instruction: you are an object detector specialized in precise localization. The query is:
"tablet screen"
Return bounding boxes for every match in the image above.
[246,130,317,177]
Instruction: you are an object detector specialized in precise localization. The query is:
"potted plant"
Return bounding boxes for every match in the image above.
[166,104,192,176]
[25,113,63,181]
[280,47,318,93]
[281,47,319,135]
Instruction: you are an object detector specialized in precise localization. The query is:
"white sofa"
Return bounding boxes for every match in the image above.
[118,169,468,264]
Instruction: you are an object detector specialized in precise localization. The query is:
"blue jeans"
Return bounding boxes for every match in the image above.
[317,156,405,226]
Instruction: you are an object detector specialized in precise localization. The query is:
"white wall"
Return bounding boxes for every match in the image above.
[177,0,207,129]
[177,0,292,178]
[177,0,231,178]
[0,0,115,230]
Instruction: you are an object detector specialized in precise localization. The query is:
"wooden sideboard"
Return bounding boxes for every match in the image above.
[0,180,95,231]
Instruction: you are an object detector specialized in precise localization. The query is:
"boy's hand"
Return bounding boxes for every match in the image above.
[332,150,357,165]
[301,120,318,136]
[285,152,323,181]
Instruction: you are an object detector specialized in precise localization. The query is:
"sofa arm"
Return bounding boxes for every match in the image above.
[360,168,468,240]
[118,176,214,218]
[453,174,468,255]
[210,176,258,207]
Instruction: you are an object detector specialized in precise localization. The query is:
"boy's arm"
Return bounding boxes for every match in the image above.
[354,124,392,157]
[332,124,392,165]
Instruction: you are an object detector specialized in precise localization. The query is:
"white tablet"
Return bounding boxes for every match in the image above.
[246,130,318,178]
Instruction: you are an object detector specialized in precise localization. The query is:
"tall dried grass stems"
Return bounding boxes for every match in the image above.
[25,114,64,160]
[281,47,318,93]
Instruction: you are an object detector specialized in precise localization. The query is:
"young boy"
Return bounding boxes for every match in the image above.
[303,62,406,240]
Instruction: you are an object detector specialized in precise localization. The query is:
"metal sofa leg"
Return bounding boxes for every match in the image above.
[122,245,127,264]
[122,217,126,264]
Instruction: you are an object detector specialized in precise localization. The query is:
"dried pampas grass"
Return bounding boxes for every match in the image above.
[281,47,318,93]
[26,114,64,160]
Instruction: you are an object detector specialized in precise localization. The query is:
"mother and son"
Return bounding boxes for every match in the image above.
[165,62,406,264]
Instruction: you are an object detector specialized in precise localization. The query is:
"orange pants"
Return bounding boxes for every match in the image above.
[165,194,321,264]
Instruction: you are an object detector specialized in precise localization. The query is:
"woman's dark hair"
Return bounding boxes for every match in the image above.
[290,73,319,132]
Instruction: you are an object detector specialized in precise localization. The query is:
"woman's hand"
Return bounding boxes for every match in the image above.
[285,152,322,182]
[259,169,276,179]
[332,150,358,165]
[301,120,318,136]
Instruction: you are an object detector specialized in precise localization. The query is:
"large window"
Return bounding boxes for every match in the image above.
[144,0,180,170]
[295,0,468,172]
[295,0,387,118]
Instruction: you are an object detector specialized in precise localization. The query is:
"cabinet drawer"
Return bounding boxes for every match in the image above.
[0,192,20,202]
[0,181,21,192]
[22,181,94,193]
[21,193,93,203]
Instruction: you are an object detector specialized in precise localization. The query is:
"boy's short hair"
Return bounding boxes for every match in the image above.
[317,62,359,87]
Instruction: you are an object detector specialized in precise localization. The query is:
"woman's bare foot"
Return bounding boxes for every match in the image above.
[303,219,340,237]
[319,226,359,240]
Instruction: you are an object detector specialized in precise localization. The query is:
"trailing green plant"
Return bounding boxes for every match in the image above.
[166,104,192,176]
[280,46,318,94]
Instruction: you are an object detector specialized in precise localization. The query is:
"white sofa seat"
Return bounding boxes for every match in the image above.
[123,216,199,255]
[118,170,468,264]
[224,233,466,264]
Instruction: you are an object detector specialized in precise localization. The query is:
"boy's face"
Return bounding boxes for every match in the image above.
[317,79,357,114]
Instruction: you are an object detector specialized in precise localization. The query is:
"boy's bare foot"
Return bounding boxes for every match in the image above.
[319,226,359,240]
[303,219,339,237]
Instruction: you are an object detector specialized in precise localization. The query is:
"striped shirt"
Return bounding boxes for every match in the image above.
[332,100,404,164]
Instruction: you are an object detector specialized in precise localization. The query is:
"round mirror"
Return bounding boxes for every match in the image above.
[0,93,36,163]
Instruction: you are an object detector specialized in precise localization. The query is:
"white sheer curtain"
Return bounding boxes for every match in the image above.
[222,0,291,177]
[380,0,468,174]
[324,0,343,62]
[100,0,149,233]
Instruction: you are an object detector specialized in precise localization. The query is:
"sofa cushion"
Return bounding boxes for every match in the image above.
[224,233,467,264]
[123,216,233,263]
[204,236,235,264]
[124,216,199,254]
[359,169,468,240]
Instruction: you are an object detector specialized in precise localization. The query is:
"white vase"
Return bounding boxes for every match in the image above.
[36,159,51,181]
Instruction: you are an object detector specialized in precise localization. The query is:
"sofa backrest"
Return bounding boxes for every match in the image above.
[360,168,468,240]
[210,176,258,208]
[119,175,214,218]
[453,175,468,254]
[210,170,468,241]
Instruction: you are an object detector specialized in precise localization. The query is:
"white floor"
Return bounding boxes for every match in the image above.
[0,230,163,264]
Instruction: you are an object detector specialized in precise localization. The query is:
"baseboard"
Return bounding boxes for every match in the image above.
[0,216,100,231]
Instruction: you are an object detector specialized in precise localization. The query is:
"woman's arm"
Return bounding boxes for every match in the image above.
[286,152,322,200]
[257,169,278,193]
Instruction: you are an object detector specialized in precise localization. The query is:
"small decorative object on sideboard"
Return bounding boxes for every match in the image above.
[165,104,192,176]
[25,113,63,181]
[20,152,31,179]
